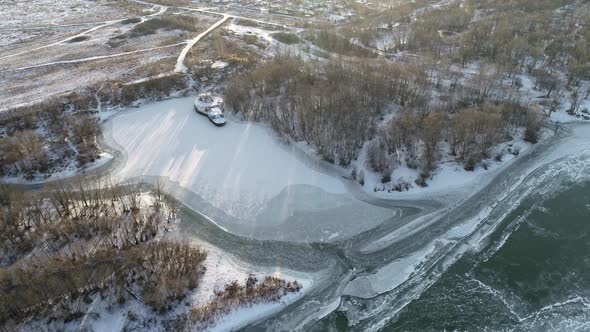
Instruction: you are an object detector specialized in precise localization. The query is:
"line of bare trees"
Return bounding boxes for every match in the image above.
[372,101,543,186]
[225,55,429,165]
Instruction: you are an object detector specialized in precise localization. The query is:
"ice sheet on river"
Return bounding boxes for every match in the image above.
[103,97,395,242]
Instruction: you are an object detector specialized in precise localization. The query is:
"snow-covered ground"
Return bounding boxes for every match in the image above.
[349,66,589,201]
[25,242,314,332]
[103,96,394,242]
[175,15,229,73]
[211,60,229,69]
[225,22,276,43]
[356,136,532,200]
[194,245,314,332]
[517,74,590,123]
[1,152,113,185]
[0,0,130,29]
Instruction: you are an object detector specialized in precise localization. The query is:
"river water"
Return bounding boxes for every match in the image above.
[306,126,590,332]
[311,181,590,331]
[252,124,590,331]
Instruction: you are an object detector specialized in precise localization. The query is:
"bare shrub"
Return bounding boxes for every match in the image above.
[0,179,206,324]
[0,130,47,178]
[524,109,544,143]
[190,275,301,329]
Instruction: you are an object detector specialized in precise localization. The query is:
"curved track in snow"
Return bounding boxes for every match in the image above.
[175,15,229,73]
[0,5,168,61]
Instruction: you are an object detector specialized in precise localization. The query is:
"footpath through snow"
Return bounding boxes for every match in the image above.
[175,15,229,73]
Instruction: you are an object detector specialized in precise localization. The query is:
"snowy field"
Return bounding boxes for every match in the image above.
[103,97,395,242]
[0,0,131,29]
[0,1,218,111]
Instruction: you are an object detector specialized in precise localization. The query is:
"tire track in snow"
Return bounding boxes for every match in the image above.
[3,22,108,31]
[0,5,167,61]
[1,7,229,73]
[3,43,185,72]
[130,0,288,29]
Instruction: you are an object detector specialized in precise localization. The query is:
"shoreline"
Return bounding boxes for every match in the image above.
[3,92,574,212]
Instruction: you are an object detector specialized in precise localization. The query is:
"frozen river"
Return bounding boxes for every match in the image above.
[99,97,590,331]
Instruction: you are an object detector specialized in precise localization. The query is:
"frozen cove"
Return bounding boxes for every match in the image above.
[102,97,395,242]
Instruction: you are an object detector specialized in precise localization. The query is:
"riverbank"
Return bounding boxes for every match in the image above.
[387,157,590,331]
[69,244,316,332]
[313,122,590,331]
